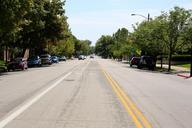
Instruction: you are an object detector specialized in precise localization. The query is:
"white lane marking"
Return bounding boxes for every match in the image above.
[0,72,72,128]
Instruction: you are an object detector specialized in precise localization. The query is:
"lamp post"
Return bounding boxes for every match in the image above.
[131,13,150,21]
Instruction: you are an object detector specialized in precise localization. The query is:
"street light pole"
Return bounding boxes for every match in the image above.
[131,13,150,22]
[147,13,150,22]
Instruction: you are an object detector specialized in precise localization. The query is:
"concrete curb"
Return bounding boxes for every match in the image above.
[177,73,191,79]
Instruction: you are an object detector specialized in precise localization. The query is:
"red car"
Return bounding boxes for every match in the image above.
[130,57,141,67]
[7,57,28,71]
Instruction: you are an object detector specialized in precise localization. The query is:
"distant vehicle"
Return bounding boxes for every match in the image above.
[90,55,94,58]
[59,56,66,61]
[78,55,85,60]
[7,57,28,71]
[28,56,41,67]
[51,56,59,63]
[137,56,156,70]
[130,57,140,67]
[40,54,52,65]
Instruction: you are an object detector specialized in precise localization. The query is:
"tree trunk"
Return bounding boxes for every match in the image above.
[5,46,8,62]
[168,50,172,72]
[160,54,163,69]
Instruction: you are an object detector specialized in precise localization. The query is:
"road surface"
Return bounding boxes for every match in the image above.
[0,58,191,128]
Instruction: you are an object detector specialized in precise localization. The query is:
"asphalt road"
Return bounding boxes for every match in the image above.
[0,58,191,128]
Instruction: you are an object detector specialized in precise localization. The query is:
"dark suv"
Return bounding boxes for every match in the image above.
[130,57,141,67]
[137,56,156,70]
[40,54,52,65]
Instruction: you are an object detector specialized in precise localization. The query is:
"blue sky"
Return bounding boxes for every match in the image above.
[65,0,192,45]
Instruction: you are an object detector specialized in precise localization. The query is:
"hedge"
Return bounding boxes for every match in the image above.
[157,55,191,62]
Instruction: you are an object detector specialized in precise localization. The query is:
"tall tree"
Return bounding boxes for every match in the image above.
[95,35,114,58]
[182,16,192,76]
[18,0,68,55]
[161,7,191,71]
[112,28,129,59]
[0,0,33,60]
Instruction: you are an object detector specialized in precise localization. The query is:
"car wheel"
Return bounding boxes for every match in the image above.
[137,65,141,69]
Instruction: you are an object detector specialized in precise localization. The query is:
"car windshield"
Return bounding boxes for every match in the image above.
[28,57,38,60]
[41,55,49,58]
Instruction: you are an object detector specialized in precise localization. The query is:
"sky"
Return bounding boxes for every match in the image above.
[65,0,192,45]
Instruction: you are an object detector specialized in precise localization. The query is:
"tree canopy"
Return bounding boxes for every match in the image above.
[95,6,192,72]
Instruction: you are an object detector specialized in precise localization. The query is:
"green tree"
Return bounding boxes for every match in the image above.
[132,18,166,66]
[160,7,191,71]
[95,35,114,58]
[73,37,93,57]
[79,40,92,55]
[0,0,33,60]
[182,17,192,76]
[18,0,68,55]
[111,28,129,59]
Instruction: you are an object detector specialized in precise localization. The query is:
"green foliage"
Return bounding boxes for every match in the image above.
[47,34,75,58]
[0,60,7,71]
[95,28,137,59]
[96,6,191,72]
[0,0,79,58]
[76,40,92,56]
[0,0,33,47]
[132,18,165,57]
[95,35,114,58]
[18,0,68,51]
[171,55,191,61]
[89,46,95,55]
[160,7,191,71]
[112,28,129,58]
[174,63,190,68]
[181,15,192,53]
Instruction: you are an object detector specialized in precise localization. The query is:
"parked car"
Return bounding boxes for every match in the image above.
[40,54,52,65]
[78,55,85,60]
[7,57,28,71]
[51,56,59,63]
[137,56,156,70]
[59,56,66,61]
[28,56,41,67]
[90,55,94,59]
[130,57,140,67]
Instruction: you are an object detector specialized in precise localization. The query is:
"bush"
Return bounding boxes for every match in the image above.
[157,55,191,62]
[172,55,191,62]
[0,60,7,72]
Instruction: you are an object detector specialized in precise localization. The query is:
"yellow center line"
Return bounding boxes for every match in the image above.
[101,68,153,128]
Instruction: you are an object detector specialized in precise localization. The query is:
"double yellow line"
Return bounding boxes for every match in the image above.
[102,69,152,128]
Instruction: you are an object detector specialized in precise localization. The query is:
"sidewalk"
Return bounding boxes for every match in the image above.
[157,64,191,78]
[113,60,191,79]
